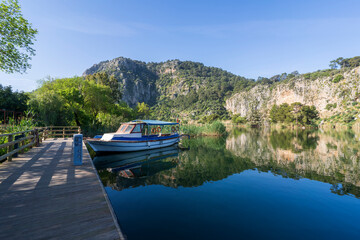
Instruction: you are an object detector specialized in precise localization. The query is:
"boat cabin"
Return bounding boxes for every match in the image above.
[100,120,179,141]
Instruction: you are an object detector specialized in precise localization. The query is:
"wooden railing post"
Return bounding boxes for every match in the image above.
[35,129,40,147]
[63,127,65,138]
[7,134,13,161]
[78,126,81,134]
[44,128,47,140]
[39,128,43,143]
[20,134,25,153]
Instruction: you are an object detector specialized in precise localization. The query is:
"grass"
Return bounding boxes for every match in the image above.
[181,121,227,136]
[0,118,37,158]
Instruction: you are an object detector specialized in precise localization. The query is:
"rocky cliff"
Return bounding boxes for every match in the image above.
[84,56,360,121]
[225,67,360,118]
[83,57,158,107]
[83,57,249,118]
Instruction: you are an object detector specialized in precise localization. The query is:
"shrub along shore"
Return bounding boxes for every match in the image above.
[181,121,227,136]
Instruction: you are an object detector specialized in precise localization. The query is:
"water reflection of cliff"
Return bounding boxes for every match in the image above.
[226,129,360,197]
[97,129,360,198]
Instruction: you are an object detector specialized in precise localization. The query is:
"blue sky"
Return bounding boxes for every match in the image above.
[1,0,360,92]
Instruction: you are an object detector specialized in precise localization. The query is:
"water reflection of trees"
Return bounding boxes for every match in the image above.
[269,130,319,152]
[98,129,360,198]
[227,129,360,198]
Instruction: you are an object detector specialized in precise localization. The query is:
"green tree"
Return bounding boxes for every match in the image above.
[85,72,122,102]
[270,103,318,125]
[291,102,302,125]
[28,77,135,134]
[136,102,150,119]
[0,0,38,73]
[0,84,28,111]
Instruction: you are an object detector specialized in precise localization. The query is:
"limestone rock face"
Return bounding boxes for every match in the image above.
[83,57,200,107]
[225,67,360,118]
[83,57,158,107]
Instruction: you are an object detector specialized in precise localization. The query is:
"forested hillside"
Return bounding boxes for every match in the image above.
[83,57,256,121]
[2,56,359,132]
[83,56,360,124]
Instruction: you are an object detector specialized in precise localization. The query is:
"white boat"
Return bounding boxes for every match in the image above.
[87,120,181,153]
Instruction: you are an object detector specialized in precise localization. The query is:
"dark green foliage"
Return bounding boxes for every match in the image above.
[248,109,261,124]
[326,103,337,110]
[181,121,226,136]
[231,114,247,124]
[332,74,344,83]
[270,103,319,125]
[0,84,28,112]
[199,114,220,123]
[85,72,122,102]
[0,117,36,156]
[28,77,136,136]
[270,130,319,152]
[0,0,38,73]
[343,114,355,123]
[152,60,255,119]
[329,56,360,69]
[270,104,293,123]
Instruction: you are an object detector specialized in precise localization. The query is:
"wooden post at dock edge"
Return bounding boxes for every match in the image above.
[35,129,40,147]
[7,135,13,161]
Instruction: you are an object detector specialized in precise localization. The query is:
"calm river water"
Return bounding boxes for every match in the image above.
[93,129,360,240]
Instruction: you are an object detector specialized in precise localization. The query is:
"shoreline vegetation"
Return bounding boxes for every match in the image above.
[181,121,227,136]
[1,56,359,137]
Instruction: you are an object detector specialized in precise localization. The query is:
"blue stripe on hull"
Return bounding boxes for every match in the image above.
[111,134,180,141]
[87,137,180,152]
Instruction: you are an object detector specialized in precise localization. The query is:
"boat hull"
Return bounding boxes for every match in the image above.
[87,136,180,153]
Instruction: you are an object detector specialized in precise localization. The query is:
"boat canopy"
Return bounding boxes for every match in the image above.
[131,120,179,126]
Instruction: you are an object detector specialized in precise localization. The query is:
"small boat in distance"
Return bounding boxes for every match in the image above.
[87,120,180,153]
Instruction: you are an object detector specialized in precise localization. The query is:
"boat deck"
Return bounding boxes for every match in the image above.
[0,138,124,240]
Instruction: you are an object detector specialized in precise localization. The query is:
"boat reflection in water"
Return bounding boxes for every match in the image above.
[94,145,181,188]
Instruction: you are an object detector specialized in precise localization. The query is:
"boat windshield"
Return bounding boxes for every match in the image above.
[116,124,127,133]
[123,125,134,134]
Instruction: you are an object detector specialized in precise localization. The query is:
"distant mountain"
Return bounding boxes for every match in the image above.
[83,57,252,119]
[83,56,360,122]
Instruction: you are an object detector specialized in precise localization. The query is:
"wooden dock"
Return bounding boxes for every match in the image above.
[0,138,125,240]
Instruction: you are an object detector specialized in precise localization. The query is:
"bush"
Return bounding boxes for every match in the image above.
[332,74,344,83]
[343,114,354,123]
[270,103,319,125]
[181,121,226,136]
[231,114,247,124]
[199,114,220,124]
[325,103,337,110]
[205,121,226,135]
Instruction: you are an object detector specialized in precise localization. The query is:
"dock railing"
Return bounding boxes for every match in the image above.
[0,126,81,162]
[43,126,81,139]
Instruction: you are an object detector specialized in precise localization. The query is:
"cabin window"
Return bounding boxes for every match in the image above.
[123,125,134,134]
[132,124,141,133]
[116,124,127,133]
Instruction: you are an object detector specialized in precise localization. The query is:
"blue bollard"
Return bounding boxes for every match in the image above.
[73,134,83,166]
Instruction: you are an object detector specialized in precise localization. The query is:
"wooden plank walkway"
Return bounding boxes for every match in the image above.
[0,138,125,240]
